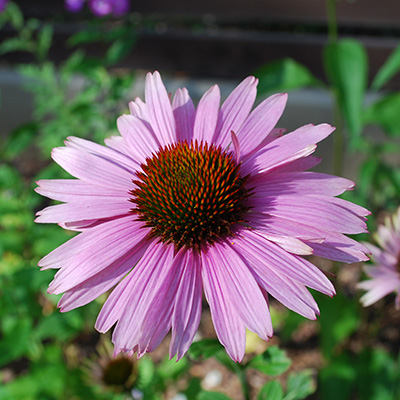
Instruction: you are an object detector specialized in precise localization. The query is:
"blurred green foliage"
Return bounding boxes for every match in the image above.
[1,1,400,399]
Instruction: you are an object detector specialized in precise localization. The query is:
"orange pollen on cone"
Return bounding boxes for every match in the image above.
[129,140,252,250]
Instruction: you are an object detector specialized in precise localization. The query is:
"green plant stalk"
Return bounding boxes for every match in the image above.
[235,364,250,400]
[326,0,338,43]
[332,91,344,176]
[325,0,344,176]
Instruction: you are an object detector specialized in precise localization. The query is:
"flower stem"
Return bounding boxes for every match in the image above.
[325,0,344,176]
[235,365,250,400]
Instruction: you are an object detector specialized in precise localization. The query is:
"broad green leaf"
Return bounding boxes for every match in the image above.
[284,370,316,400]
[197,391,232,400]
[323,39,368,148]
[2,122,38,160]
[256,58,322,95]
[315,291,360,358]
[247,346,291,376]
[258,380,284,400]
[364,93,400,136]
[371,44,400,90]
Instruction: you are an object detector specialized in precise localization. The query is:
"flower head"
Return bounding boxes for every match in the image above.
[65,0,130,16]
[36,71,369,362]
[358,208,400,309]
[0,0,9,13]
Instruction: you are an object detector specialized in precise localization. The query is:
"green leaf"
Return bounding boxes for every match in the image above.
[6,2,24,30]
[258,381,284,400]
[284,370,316,400]
[197,391,232,400]
[188,339,225,359]
[106,36,136,65]
[371,44,400,90]
[0,37,34,55]
[2,122,38,159]
[315,291,360,359]
[323,39,368,148]
[158,355,189,381]
[247,346,291,376]
[256,58,322,95]
[37,23,53,61]
[364,93,400,136]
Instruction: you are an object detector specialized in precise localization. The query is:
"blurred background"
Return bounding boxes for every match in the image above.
[1,1,400,399]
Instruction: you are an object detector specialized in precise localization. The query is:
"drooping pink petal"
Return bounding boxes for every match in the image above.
[235,230,335,296]
[231,239,319,319]
[170,250,202,360]
[110,243,175,353]
[47,217,148,294]
[58,238,150,312]
[202,251,246,362]
[205,243,273,340]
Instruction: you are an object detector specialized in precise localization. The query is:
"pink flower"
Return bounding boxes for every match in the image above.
[35,72,369,362]
[358,208,400,309]
[65,0,130,16]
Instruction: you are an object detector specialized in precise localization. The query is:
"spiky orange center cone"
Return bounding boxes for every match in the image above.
[130,140,251,250]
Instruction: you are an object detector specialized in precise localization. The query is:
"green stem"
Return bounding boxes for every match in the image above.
[332,92,344,176]
[326,0,338,43]
[236,366,250,400]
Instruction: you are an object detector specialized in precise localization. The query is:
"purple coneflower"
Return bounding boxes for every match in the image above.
[65,0,129,16]
[36,71,369,362]
[358,208,400,309]
[0,0,9,13]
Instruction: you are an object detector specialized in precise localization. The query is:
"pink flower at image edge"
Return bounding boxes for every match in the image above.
[35,71,370,362]
[358,208,400,309]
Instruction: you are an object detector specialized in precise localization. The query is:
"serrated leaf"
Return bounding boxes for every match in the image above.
[371,44,400,90]
[197,391,232,400]
[256,58,322,95]
[258,380,284,400]
[323,39,368,148]
[364,92,400,136]
[284,370,316,400]
[247,346,291,376]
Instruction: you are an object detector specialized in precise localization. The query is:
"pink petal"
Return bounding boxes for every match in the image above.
[193,84,221,142]
[145,71,176,145]
[35,179,128,202]
[242,124,334,176]
[117,114,161,165]
[172,87,195,143]
[231,240,319,319]
[52,147,132,190]
[35,200,130,223]
[170,250,203,360]
[238,93,288,157]
[110,243,175,352]
[249,171,355,197]
[202,250,246,362]
[235,230,335,296]
[213,76,258,148]
[47,217,148,294]
[58,239,150,312]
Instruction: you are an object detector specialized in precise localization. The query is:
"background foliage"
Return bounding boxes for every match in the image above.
[1,1,400,399]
